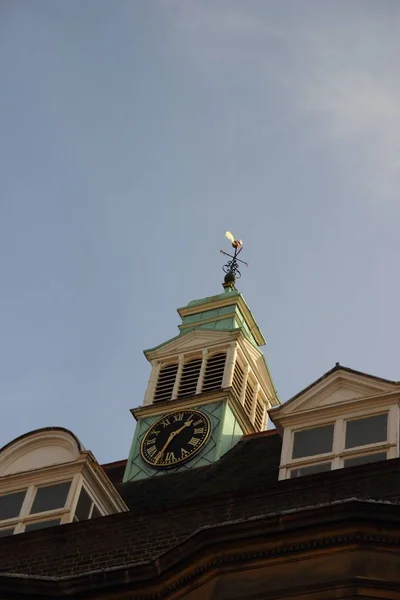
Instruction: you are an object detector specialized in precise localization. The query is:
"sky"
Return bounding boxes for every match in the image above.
[1,0,400,464]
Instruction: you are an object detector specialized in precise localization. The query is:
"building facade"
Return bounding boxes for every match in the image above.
[1,281,400,599]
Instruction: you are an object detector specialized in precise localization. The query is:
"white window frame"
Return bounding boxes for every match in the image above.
[0,476,79,535]
[279,405,399,480]
[71,481,104,522]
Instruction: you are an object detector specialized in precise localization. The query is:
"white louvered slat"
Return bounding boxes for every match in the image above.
[153,364,178,403]
[178,358,202,399]
[231,361,244,401]
[244,380,254,419]
[202,353,226,392]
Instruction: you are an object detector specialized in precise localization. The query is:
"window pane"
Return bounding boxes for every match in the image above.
[0,491,26,520]
[290,462,331,478]
[74,488,92,521]
[30,482,71,514]
[344,452,387,468]
[24,519,61,532]
[292,425,334,459]
[345,414,387,448]
[91,505,102,519]
[0,528,14,537]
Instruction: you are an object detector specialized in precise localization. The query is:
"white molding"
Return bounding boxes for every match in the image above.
[222,343,237,388]
[250,383,260,425]
[196,349,208,394]
[172,355,185,400]
[143,361,160,406]
[240,365,250,407]
[0,430,81,477]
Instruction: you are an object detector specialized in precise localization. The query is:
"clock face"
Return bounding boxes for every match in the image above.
[140,409,211,469]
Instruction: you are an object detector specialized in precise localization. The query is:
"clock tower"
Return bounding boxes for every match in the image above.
[123,235,280,481]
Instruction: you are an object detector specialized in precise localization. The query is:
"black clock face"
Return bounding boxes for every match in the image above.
[140,409,211,469]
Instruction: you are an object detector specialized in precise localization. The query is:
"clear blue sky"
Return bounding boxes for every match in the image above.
[1,1,400,463]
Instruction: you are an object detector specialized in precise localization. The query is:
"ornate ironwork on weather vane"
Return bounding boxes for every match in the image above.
[220,231,248,289]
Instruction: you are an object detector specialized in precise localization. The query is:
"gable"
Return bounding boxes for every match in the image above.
[145,329,239,360]
[270,368,397,424]
[0,428,82,477]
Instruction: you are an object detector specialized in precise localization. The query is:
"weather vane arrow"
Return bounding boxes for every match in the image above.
[220,231,248,289]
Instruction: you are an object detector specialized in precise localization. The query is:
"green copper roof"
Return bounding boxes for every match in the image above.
[185,288,241,308]
[144,287,266,355]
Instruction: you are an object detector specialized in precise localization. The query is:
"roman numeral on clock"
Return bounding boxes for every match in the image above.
[173,412,184,422]
[165,452,176,463]
[188,437,200,447]
[193,419,203,426]
[146,445,157,458]
[194,427,204,434]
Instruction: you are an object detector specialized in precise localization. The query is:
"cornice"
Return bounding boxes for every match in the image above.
[178,311,236,331]
[0,456,88,491]
[132,389,255,435]
[2,500,400,598]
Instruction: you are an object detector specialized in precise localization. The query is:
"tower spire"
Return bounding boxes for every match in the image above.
[220,231,248,290]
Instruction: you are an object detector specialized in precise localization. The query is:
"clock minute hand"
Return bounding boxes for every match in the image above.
[154,432,176,463]
[154,420,193,464]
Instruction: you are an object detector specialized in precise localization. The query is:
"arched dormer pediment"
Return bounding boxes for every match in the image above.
[0,427,83,477]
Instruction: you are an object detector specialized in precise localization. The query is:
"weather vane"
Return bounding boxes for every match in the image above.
[220,231,248,289]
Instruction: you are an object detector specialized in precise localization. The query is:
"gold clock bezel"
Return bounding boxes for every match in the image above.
[140,409,211,469]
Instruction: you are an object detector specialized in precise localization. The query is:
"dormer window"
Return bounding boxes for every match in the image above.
[271,365,400,481]
[283,410,396,479]
[0,428,127,537]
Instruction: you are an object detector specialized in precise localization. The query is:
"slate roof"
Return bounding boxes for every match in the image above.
[118,430,281,512]
[102,458,127,485]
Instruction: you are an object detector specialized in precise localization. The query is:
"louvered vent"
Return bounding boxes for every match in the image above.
[231,361,244,400]
[178,358,202,399]
[153,364,178,403]
[244,381,254,418]
[202,353,226,392]
[254,399,265,430]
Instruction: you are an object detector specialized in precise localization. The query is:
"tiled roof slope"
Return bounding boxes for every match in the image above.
[118,431,281,512]
[2,431,400,582]
[102,459,127,485]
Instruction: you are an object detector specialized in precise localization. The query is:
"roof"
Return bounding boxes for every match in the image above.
[118,431,282,512]
[101,459,127,485]
[145,287,266,355]
[1,431,400,595]
[0,426,84,454]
